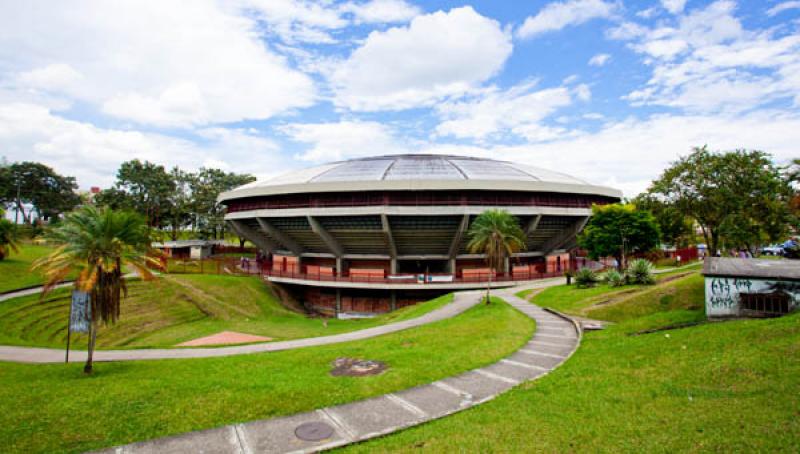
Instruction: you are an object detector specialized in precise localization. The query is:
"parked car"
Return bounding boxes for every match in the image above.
[760,244,785,256]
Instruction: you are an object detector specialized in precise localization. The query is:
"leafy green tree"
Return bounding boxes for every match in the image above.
[191,168,255,239]
[649,147,794,254]
[33,206,161,374]
[166,167,196,240]
[113,160,176,229]
[578,204,661,270]
[0,216,19,260]
[466,209,527,303]
[0,161,79,224]
[633,193,693,247]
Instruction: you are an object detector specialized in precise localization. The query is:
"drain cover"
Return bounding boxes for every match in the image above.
[330,357,388,376]
[294,421,335,441]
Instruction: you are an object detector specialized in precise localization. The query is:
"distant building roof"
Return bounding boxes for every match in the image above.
[152,240,226,248]
[218,154,622,202]
[703,257,800,281]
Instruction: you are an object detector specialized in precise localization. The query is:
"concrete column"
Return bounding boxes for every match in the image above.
[390,290,397,312]
[449,258,457,274]
[336,257,343,277]
[390,258,398,275]
[335,289,341,317]
[503,257,510,275]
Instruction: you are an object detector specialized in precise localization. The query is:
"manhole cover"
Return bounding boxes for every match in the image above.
[330,357,388,376]
[294,421,334,441]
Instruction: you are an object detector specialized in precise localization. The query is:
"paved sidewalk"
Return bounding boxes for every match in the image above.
[0,278,563,364]
[96,282,580,454]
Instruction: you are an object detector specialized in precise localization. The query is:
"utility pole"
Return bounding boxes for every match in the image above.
[14,181,20,225]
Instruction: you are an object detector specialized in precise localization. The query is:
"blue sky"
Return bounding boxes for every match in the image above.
[0,0,799,195]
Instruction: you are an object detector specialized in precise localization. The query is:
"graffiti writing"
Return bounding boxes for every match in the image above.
[733,278,752,292]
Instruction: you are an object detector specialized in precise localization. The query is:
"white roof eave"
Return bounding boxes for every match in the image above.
[218,179,622,202]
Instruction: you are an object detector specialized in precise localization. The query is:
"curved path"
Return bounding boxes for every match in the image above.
[0,278,563,364]
[94,283,581,454]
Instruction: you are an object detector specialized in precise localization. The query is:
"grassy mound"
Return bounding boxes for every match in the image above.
[0,297,533,454]
[346,273,800,452]
[0,243,60,293]
[0,274,454,348]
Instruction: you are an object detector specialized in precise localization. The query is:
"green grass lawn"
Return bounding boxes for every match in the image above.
[346,275,800,452]
[0,242,60,293]
[523,269,702,319]
[0,297,533,454]
[0,274,456,348]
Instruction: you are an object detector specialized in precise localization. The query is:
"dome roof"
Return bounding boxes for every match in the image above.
[220,154,621,201]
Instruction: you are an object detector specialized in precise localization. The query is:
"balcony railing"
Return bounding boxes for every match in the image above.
[261,269,566,285]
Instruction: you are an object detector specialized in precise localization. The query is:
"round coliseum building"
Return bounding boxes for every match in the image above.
[219,154,621,316]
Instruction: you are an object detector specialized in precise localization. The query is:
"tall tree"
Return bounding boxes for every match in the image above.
[633,193,694,247]
[33,206,161,374]
[113,160,176,229]
[166,167,196,241]
[466,209,527,303]
[649,147,794,254]
[0,162,79,224]
[578,204,661,270]
[191,168,255,239]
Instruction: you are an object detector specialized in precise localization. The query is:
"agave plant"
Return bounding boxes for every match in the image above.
[574,267,599,288]
[605,269,625,287]
[626,258,655,285]
[33,206,162,373]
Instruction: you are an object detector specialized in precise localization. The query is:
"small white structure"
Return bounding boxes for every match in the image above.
[152,240,226,259]
[703,258,800,318]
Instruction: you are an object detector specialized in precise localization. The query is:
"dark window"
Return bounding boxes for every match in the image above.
[739,292,791,316]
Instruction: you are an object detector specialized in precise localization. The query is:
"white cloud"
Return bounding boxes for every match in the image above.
[330,7,512,111]
[243,0,420,43]
[0,103,284,188]
[614,1,800,113]
[342,0,421,24]
[0,1,315,127]
[660,0,687,14]
[517,0,618,39]
[280,120,406,162]
[588,53,611,66]
[426,111,800,196]
[435,81,589,141]
[767,1,800,16]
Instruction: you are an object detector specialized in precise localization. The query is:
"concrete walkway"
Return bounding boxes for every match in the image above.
[95,282,580,454]
[0,278,563,364]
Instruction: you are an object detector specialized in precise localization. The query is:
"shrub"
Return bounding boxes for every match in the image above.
[626,258,655,285]
[605,269,625,287]
[574,267,599,288]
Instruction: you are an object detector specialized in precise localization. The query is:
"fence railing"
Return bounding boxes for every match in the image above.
[162,256,610,284]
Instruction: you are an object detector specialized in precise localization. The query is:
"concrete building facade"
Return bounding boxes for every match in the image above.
[219,154,621,316]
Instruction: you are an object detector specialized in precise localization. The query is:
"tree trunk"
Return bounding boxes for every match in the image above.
[485,268,492,305]
[84,319,97,374]
[710,230,720,257]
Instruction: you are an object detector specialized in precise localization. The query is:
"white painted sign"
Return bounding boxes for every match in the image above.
[705,277,800,317]
[70,291,91,333]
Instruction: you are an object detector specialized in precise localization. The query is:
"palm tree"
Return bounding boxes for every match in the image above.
[33,206,162,374]
[466,209,527,304]
[0,217,20,260]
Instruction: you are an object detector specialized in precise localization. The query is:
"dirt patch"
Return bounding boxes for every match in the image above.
[656,271,693,284]
[177,331,273,346]
[630,321,704,335]
[591,289,639,307]
[330,357,388,377]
